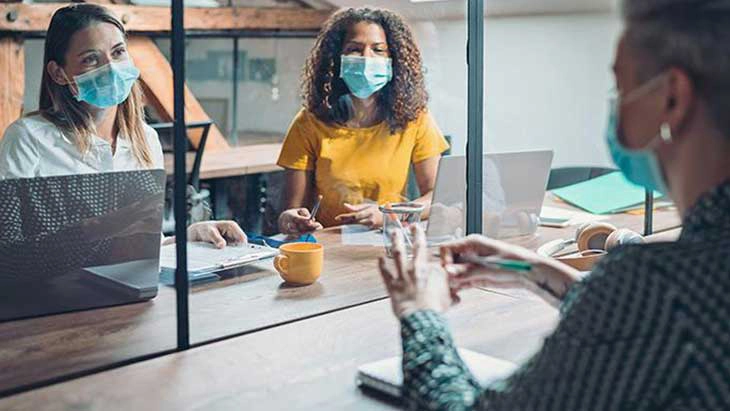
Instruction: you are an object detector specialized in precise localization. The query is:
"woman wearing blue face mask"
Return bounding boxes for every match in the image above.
[0,4,245,248]
[277,7,449,235]
[378,0,730,409]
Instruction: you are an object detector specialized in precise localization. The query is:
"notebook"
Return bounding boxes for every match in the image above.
[159,241,278,283]
[356,349,517,399]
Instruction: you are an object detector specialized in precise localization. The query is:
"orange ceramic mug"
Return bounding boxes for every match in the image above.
[273,242,324,285]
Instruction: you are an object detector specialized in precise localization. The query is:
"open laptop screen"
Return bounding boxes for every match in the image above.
[0,170,166,322]
[427,150,553,242]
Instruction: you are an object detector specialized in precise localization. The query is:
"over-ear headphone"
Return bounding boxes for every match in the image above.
[537,222,645,271]
[484,210,540,239]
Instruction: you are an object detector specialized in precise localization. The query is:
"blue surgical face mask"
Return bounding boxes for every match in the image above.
[605,74,670,194]
[71,60,140,108]
[340,55,392,99]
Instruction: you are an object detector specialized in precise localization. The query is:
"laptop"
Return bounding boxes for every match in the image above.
[0,169,166,322]
[427,150,554,243]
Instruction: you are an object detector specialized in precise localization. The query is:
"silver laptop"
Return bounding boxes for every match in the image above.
[427,150,553,243]
[0,169,166,322]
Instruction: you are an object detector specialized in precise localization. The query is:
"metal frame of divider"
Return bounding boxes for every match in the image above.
[171,0,191,351]
[466,0,484,235]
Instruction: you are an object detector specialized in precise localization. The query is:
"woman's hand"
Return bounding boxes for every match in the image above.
[335,203,383,227]
[440,235,582,308]
[378,225,458,319]
[279,208,323,236]
[184,221,247,248]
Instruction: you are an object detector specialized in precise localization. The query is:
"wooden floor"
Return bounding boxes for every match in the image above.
[0,198,682,409]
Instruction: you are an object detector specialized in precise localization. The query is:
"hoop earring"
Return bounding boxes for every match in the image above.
[660,122,673,143]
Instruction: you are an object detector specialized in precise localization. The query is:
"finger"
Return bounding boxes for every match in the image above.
[413,225,428,269]
[378,257,396,287]
[292,212,315,223]
[443,263,472,278]
[355,217,376,227]
[440,246,455,269]
[450,288,462,305]
[442,235,501,260]
[205,226,227,249]
[344,203,370,212]
[297,208,312,218]
[352,207,377,221]
[218,221,246,244]
[391,231,409,286]
[334,212,357,222]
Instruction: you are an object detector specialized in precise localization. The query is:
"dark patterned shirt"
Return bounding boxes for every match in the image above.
[401,181,730,410]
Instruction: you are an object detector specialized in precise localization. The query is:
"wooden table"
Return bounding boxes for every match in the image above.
[0,204,682,401]
[163,144,282,180]
[0,290,558,411]
[0,229,387,396]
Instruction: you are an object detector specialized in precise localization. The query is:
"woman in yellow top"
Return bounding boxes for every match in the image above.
[277,7,449,235]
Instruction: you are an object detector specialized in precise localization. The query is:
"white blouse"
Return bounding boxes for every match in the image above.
[0,114,164,180]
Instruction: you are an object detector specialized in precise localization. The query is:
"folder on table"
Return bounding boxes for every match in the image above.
[551,171,662,215]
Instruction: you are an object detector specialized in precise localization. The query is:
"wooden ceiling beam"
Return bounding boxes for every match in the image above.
[0,3,333,33]
[0,36,24,141]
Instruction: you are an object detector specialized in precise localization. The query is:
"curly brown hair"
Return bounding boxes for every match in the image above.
[301,7,428,133]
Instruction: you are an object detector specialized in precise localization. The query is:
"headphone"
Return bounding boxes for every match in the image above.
[537,222,645,271]
[484,210,540,239]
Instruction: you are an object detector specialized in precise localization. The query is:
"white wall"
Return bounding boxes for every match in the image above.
[412,12,622,168]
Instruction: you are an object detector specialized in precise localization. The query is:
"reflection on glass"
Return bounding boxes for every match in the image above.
[0,170,165,321]
[0,169,174,395]
[427,151,552,241]
[187,1,468,346]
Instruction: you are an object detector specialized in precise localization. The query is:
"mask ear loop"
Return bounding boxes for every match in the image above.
[59,69,81,100]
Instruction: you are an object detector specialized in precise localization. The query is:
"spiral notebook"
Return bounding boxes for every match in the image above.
[356,349,517,399]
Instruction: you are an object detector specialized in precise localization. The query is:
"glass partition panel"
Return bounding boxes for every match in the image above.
[172,1,469,346]
[1,64,177,394]
[478,6,668,250]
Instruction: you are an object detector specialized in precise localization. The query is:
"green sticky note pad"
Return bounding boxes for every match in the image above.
[551,172,662,215]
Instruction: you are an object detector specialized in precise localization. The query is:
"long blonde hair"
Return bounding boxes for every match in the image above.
[38,4,153,167]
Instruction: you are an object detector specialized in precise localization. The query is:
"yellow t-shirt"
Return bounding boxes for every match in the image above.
[277,109,449,228]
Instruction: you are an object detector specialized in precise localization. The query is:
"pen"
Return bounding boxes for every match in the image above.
[455,255,532,272]
[310,195,323,221]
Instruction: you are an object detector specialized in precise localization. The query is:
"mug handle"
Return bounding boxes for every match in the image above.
[274,255,289,275]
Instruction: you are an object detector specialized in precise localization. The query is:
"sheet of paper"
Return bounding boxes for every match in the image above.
[551,172,662,215]
[341,224,383,246]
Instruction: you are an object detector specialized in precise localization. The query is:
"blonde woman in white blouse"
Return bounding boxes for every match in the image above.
[0,3,244,248]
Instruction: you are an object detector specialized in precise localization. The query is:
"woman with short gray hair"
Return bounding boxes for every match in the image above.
[378,0,730,409]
